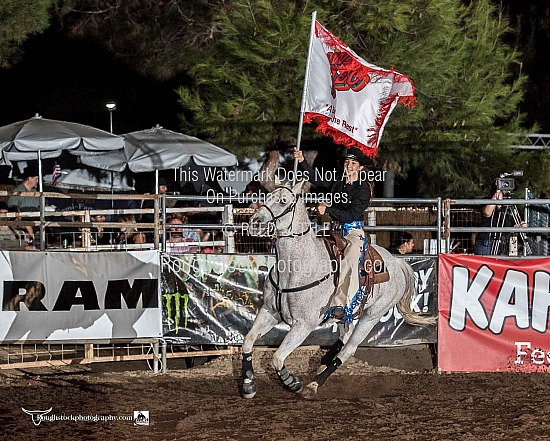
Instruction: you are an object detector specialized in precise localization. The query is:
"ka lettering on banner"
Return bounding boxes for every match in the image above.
[438,254,550,372]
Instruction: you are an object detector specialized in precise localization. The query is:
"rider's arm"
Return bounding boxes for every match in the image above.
[293,149,332,189]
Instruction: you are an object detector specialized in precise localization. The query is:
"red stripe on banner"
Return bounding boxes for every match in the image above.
[438,254,550,372]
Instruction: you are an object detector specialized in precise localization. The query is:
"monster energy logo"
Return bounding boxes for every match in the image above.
[163,292,189,333]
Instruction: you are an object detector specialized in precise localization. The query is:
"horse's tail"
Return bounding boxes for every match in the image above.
[395,258,437,326]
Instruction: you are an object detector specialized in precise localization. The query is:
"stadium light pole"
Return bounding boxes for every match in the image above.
[106,102,116,133]
[105,102,117,209]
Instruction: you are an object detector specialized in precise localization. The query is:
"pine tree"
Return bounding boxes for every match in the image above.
[176,0,529,197]
[177,0,314,159]
[0,0,53,68]
[56,0,223,80]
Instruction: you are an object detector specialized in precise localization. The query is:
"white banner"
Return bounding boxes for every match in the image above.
[0,251,161,342]
[303,20,414,156]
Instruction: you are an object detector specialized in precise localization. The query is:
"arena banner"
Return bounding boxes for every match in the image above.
[0,251,161,342]
[161,254,436,346]
[438,254,550,372]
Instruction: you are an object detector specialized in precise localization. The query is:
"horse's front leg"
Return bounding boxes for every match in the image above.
[241,306,278,398]
[272,320,316,394]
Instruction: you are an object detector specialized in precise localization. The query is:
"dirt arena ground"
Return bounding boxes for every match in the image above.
[1,346,550,441]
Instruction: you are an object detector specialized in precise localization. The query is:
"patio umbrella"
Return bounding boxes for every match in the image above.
[0,114,125,190]
[81,125,238,192]
[43,168,135,191]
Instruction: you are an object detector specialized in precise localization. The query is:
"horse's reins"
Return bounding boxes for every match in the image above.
[258,186,335,323]
[257,187,310,237]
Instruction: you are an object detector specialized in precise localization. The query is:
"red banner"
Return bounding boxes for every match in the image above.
[438,254,550,372]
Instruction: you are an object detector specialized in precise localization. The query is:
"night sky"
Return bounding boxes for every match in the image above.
[0,26,182,135]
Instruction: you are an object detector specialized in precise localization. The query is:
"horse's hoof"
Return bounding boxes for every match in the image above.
[301,381,318,399]
[242,379,257,399]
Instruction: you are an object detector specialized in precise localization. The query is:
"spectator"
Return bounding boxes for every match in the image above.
[167,216,200,253]
[202,229,224,253]
[117,215,146,245]
[390,232,415,254]
[7,165,40,245]
[90,213,114,245]
[0,201,21,249]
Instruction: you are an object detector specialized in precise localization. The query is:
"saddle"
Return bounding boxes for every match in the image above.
[318,229,390,321]
[318,230,390,286]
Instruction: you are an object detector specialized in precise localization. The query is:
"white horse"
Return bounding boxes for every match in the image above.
[241,180,436,399]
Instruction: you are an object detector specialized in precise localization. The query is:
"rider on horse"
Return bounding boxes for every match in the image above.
[293,147,373,323]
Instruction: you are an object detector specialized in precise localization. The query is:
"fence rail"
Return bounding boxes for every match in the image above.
[4,189,550,256]
[445,195,550,256]
[2,189,550,370]
[1,191,444,254]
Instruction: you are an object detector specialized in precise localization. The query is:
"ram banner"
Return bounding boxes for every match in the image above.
[0,251,161,342]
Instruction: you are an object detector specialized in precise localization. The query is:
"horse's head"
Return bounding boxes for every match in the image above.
[249,180,308,237]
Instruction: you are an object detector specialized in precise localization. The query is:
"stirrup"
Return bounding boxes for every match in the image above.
[332,306,345,320]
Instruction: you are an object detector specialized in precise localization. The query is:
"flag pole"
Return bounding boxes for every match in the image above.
[292,10,317,184]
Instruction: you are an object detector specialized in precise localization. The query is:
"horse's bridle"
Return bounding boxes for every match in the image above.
[257,186,310,237]
[258,186,334,325]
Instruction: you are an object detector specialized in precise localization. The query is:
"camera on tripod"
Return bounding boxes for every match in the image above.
[496,170,523,194]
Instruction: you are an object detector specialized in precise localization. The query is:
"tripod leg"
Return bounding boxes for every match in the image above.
[510,205,531,255]
[490,210,506,255]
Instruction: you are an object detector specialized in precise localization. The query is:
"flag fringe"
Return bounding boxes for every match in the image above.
[304,113,378,157]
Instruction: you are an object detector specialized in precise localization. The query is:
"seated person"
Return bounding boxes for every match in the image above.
[90,213,115,245]
[117,215,146,245]
[0,202,22,249]
[201,229,224,253]
[166,216,200,253]
[7,165,40,245]
[390,231,415,255]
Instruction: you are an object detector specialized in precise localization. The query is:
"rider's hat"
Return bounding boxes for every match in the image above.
[342,147,374,168]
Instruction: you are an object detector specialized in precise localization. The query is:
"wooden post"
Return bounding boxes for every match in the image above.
[84,343,94,363]
[82,210,91,249]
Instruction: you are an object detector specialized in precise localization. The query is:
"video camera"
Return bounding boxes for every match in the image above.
[496,170,523,193]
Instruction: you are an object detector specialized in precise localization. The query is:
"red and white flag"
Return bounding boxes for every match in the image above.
[303,21,415,157]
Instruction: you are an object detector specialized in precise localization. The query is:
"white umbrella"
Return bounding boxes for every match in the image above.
[0,115,125,191]
[43,168,135,191]
[81,125,238,172]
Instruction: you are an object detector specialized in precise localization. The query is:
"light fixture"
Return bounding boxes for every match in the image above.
[105,102,116,133]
